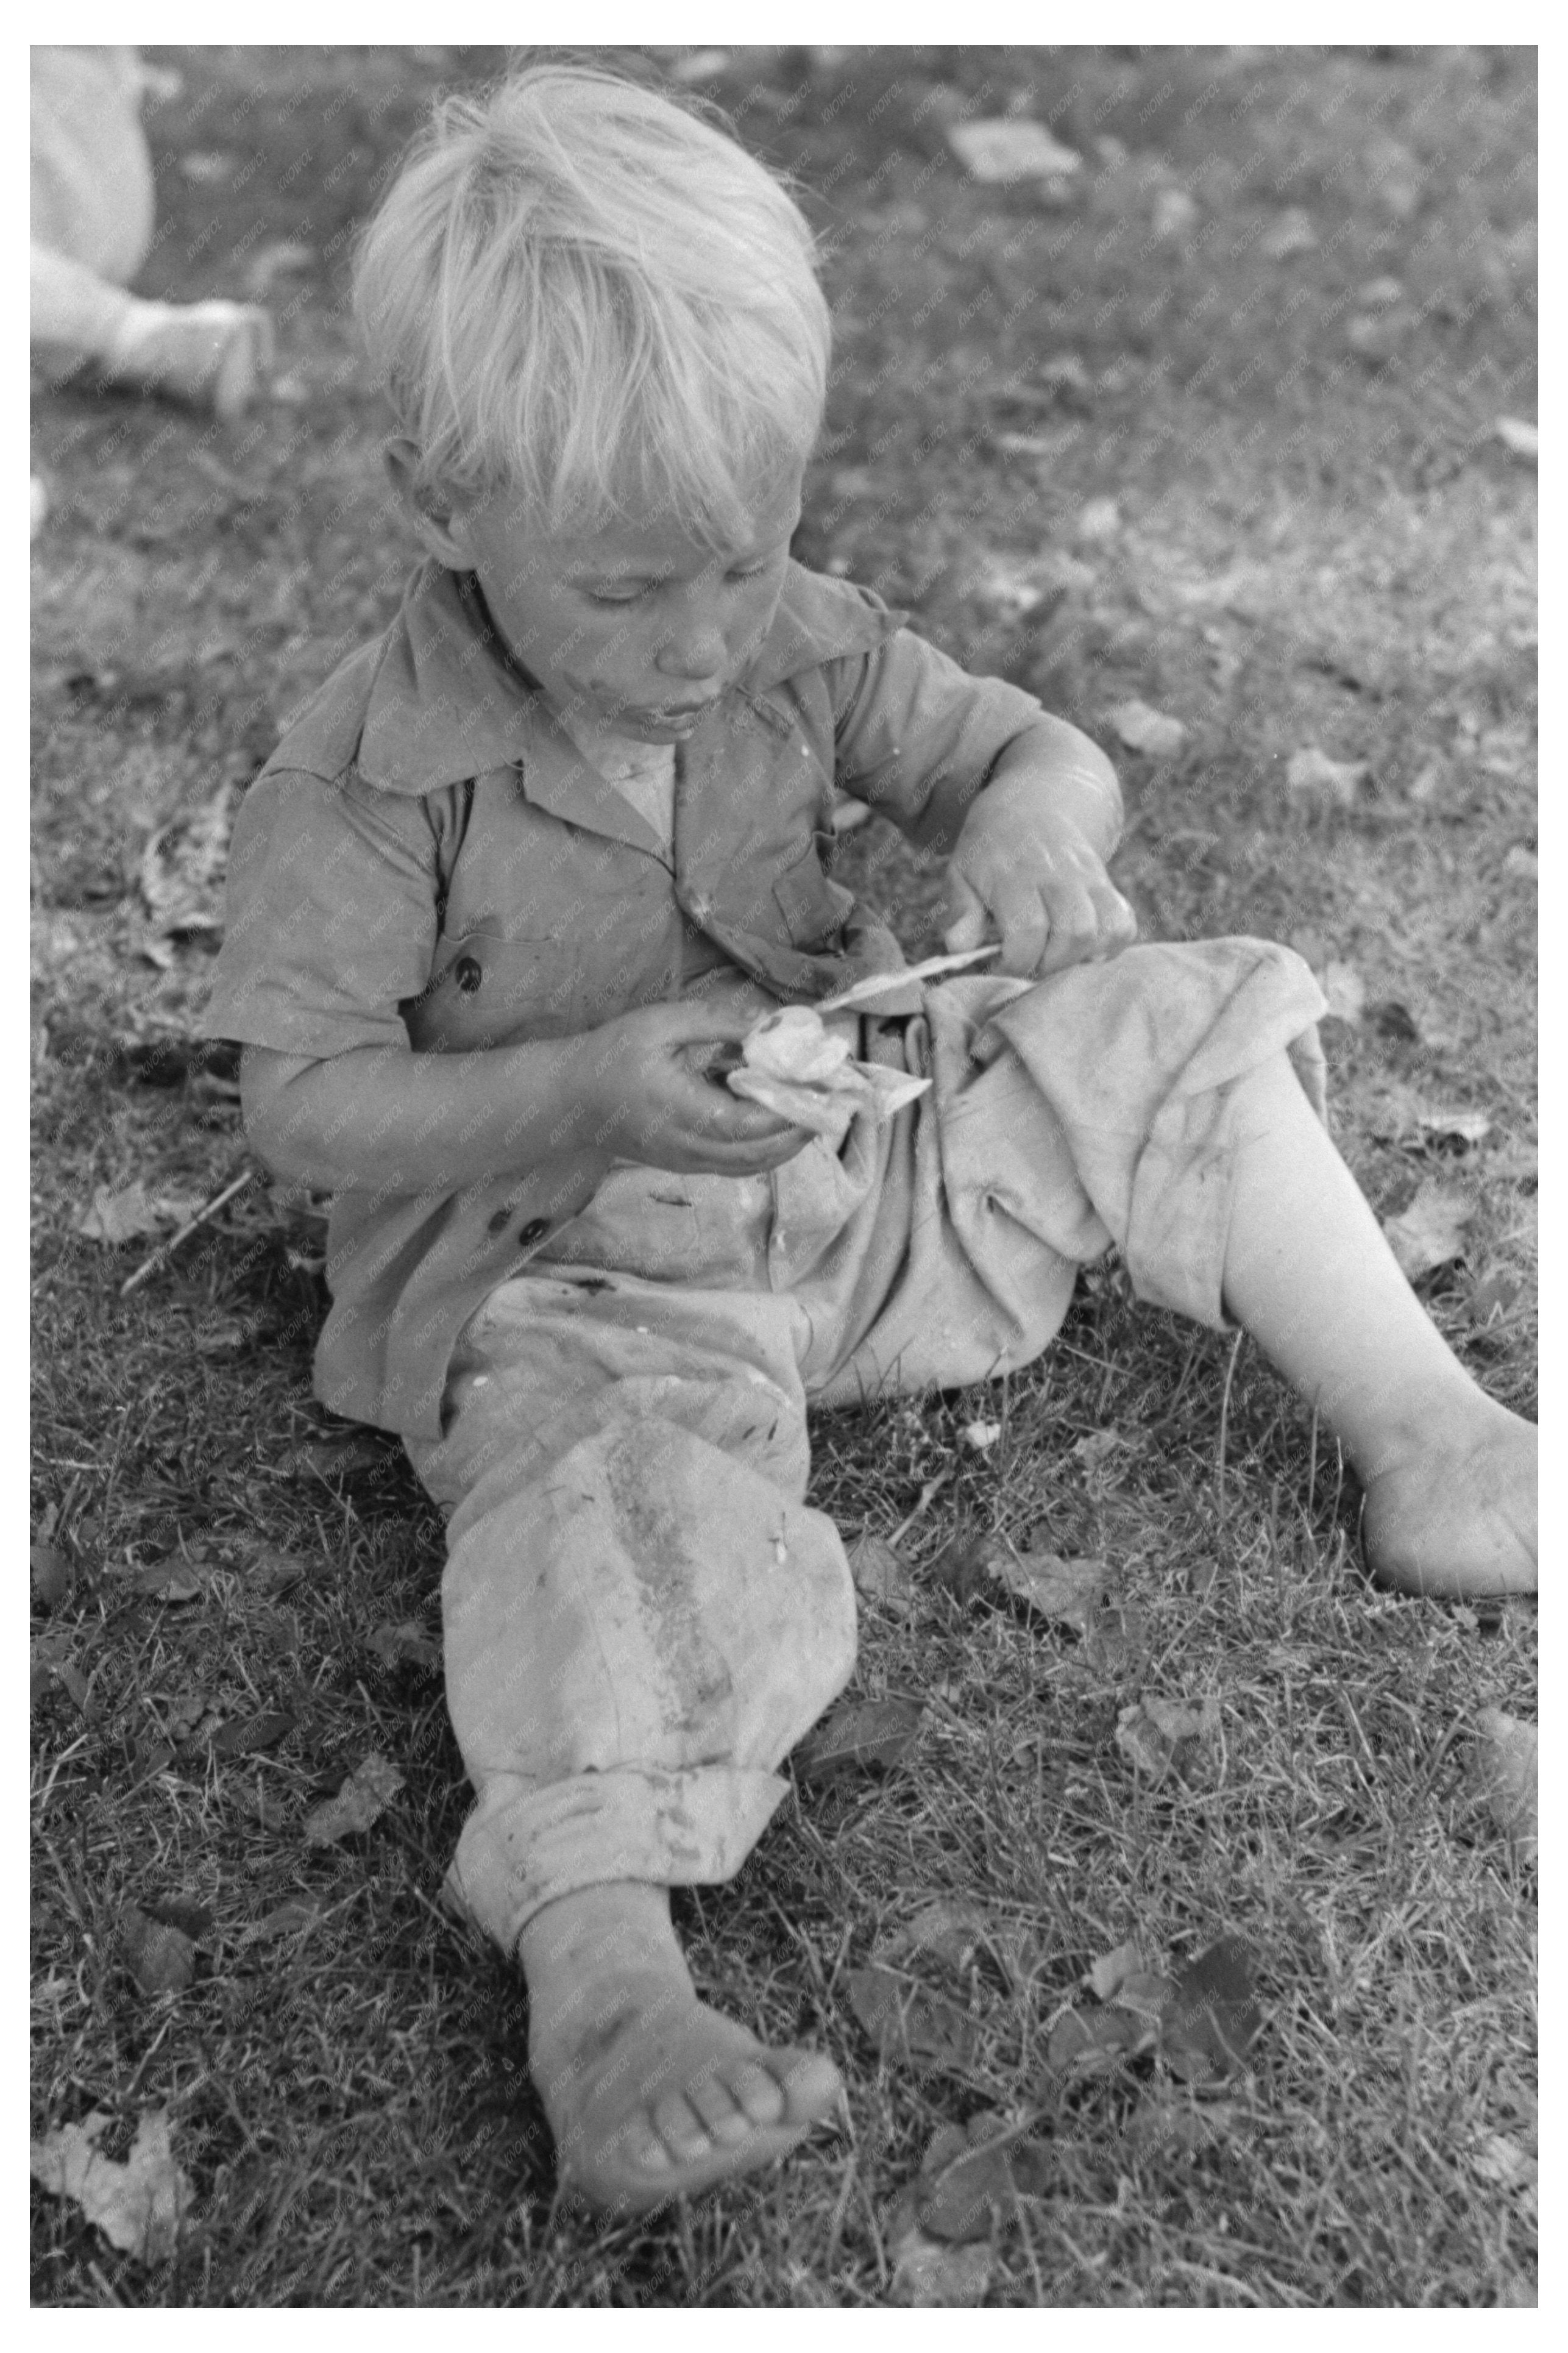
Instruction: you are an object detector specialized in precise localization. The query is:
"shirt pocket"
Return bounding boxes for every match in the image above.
[400,927,584,1050]
[771,842,856,953]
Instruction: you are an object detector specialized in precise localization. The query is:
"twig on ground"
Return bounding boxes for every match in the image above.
[889,1470,952,1548]
[119,1169,254,1297]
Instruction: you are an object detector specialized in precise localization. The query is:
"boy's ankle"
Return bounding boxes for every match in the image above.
[519,1879,681,1984]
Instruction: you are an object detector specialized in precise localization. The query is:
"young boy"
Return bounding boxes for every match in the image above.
[201,62,1536,2217]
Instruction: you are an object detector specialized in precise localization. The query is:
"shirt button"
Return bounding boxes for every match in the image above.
[454,956,483,995]
[517,1217,552,1248]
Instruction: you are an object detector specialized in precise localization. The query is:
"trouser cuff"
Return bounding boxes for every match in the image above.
[442,1765,791,1952]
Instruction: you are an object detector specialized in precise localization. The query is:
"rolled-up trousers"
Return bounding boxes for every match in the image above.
[405,943,1327,1957]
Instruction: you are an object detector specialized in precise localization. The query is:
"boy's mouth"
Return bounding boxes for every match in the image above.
[623,698,718,736]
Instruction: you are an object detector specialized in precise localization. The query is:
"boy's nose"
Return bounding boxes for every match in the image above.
[653,598,727,682]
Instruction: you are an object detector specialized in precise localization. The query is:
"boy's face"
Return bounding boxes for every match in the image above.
[449,468,806,746]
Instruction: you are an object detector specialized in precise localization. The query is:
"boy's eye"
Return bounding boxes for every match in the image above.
[584,560,771,607]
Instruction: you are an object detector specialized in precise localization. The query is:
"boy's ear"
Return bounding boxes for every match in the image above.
[383,438,473,568]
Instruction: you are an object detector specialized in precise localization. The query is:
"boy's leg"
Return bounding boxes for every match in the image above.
[800,944,1528,1598]
[406,1272,856,2213]
[31,241,274,418]
[1219,1052,1536,1595]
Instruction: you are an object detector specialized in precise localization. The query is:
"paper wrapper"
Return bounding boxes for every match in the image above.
[727,1006,930,1138]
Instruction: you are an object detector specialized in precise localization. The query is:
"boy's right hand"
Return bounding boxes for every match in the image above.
[580,999,812,1175]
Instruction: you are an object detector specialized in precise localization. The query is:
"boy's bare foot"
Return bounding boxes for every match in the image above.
[104,300,274,418]
[520,1881,842,2215]
[1360,1405,1538,1598]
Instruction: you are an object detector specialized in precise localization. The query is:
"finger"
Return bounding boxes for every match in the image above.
[1090,886,1139,958]
[989,881,1050,977]
[940,870,991,954]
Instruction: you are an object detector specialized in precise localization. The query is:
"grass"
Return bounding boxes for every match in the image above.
[30,45,1536,2306]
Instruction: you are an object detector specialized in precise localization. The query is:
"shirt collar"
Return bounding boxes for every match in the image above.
[353,559,907,796]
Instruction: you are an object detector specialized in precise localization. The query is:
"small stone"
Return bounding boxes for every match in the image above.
[1074,496,1122,546]
[947,119,1083,183]
[1259,207,1318,260]
[1152,187,1199,240]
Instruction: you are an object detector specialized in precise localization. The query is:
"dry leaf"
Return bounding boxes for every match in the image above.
[1107,699,1189,759]
[132,1559,204,1603]
[236,1545,308,1598]
[74,1182,166,1246]
[1285,747,1367,807]
[302,1753,405,1846]
[1474,1709,1537,1862]
[990,1548,1107,1634]
[1110,1971,1179,2024]
[845,1965,980,2074]
[366,1621,441,1670]
[793,1696,922,1782]
[1047,2004,1143,2072]
[121,1908,197,1998]
[1162,1935,1263,2081]
[1084,1601,1146,1672]
[1073,1428,1124,1475]
[228,1777,288,1832]
[915,2121,1041,2243]
[848,1533,914,1617]
[1114,1693,1220,1781]
[1383,1181,1473,1279]
[278,1434,390,1483]
[1259,206,1318,259]
[30,2109,194,2264]
[1494,417,1538,463]
[877,1901,999,1974]
[947,118,1082,183]
[31,1543,74,1611]
[209,1710,297,1758]
[1087,1938,1144,2002]
[247,1899,322,1942]
[891,2224,994,2305]
[929,1528,1010,1607]
[960,1419,1001,1452]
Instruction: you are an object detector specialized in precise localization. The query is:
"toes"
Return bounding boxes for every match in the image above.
[599,2112,673,2179]
[726,2060,788,2129]
[779,2050,843,2124]
[684,2071,757,2147]
[649,2087,719,2166]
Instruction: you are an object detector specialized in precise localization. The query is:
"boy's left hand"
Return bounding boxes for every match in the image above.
[942,782,1137,978]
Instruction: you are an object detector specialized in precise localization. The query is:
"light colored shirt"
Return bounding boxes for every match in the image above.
[200,558,1060,1437]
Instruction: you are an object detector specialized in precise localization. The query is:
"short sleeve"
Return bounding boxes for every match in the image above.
[199,766,444,1056]
[825,628,1054,856]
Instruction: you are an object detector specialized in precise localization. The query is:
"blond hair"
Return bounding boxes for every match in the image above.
[353,59,830,542]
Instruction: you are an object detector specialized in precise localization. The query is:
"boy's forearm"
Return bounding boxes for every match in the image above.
[246,1032,604,1195]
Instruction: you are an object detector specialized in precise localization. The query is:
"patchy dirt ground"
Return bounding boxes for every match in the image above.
[32,47,1536,2307]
